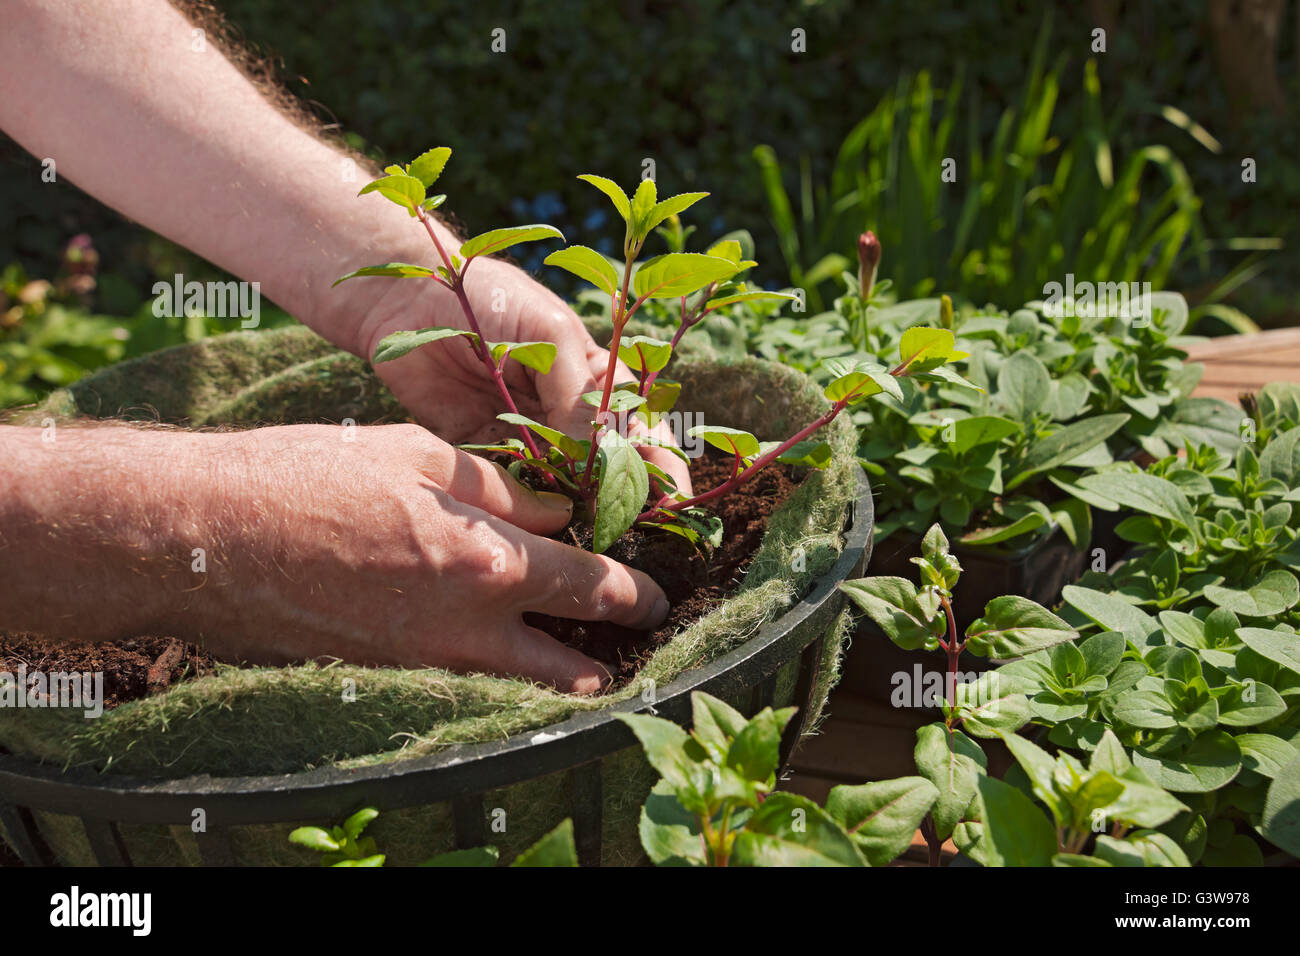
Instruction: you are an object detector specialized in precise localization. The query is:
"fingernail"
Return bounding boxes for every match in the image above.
[536,491,574,513]
[651,593,670,624]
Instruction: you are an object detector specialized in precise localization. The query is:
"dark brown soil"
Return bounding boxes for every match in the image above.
[0,634,216,710]
[0,451,797,708]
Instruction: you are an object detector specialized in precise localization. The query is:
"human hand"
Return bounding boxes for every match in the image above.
[354,255,694,495]
[0,423,669,694]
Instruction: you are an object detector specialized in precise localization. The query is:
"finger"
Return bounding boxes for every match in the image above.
[518,534,670,630]
[459,621,612,695]
[533,321,606,439]
[418,437,574,535]
[626,415,694,498]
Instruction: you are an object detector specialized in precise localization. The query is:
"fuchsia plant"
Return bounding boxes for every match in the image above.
[335,148,973,555]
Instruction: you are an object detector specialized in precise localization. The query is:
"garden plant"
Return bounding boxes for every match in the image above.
[335,148,972,555]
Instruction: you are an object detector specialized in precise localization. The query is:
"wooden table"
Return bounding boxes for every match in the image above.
[781,329,1300,865]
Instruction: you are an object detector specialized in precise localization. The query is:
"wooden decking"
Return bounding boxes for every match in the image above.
[781,328,1300,864]
[1182,327,1300,403]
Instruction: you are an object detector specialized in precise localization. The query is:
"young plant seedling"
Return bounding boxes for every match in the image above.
[338,150,975,554]
[288,807,385,867]
[289,808,579,867]
[838,523,1078,863]
[618,690,939,866]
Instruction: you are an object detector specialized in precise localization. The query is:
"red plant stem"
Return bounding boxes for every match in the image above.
[640,284,716,397]
[581,256,637,491]
[415,208,546,464]
[636,398,848,523]
[940,595,961,714]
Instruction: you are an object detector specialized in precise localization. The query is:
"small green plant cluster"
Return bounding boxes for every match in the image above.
[290,809,578,867]
[682,241,1243,551]
[835,524,1196,866]
[999,387,1300,864]
[337,149,973,553]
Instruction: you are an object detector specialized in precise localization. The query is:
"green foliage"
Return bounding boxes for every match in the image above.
[836,525,1197,866]
[360,157,964,554]
[622,691,935,867]
[980,398,1300,864]
[289,807,578,867]
[752,39,1268,321]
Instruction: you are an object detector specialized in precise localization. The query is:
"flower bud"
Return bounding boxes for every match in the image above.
[939,294,954,331]
[857,231,881,300]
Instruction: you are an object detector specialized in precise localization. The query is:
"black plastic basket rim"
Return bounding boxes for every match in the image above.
[0,468,873,834]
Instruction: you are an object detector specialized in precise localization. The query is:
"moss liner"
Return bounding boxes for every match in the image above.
[3,325,859,781]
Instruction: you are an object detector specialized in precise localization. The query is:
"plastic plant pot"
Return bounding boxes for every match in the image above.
[0,326,873,866]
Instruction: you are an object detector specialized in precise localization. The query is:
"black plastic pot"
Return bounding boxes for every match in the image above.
[0,479,872,868]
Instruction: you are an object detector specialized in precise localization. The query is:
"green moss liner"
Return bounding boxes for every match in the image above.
[3,325,860,781]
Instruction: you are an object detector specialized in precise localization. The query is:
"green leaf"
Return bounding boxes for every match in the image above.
[999,733,1067,826]
[1261,756,1300,857]
[1237,626,1300,674]
[949,672,1032,737]
[950,416,1021,455]
[959,512,1046,546]
[1006,414,1130,490]
[964,595,1077,658]
[617,335,673,374]
[1236,734,1299,779]
[996,351,1051,423]
[1204,572,1300,618]
[342,807,379,841]
[839,577,936,650]
[914,723,987,842]
[496,412,586,461]
[1132,731,1242,793]
[1094,832,1190,867]
[769,440,833,469]
[1260,427,1300,485]
[706,286,797,310]
[823,360,904,404]
[898,327,964,373]
[629,178,658,235]
[726,707,795,784]
[372,326,478,363]
[358,173,425,214]
[421,846,500,867]
[730,793,865,867]
[577,174,631,222]
[825,777,939,866]
[1073,472,1199,538]
[642,192,709,235]
[460,224,564,260]
[1112,689,1178,729]
[332,262,436,287]
[615,712,700,799]
[405,147,452,188]
[583,389,647,415]
[975,775,1057,866]
[637,780,708,866]
[689,692,748,762]
[632,253,739,300]
[288,826,340,853]
[1062,585,1160,638]
[687,424,760,460]
[593,429,650,553]
[510,819,579,867]
[545,245,621,297]
[487,340,557,374]
[1217,681,1287,727]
